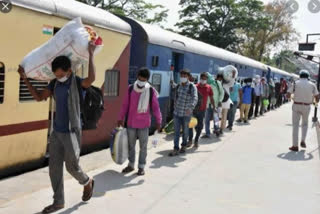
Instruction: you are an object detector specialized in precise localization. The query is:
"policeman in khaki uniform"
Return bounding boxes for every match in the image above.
[287,70,320,152]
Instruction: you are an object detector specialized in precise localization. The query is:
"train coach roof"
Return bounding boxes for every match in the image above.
[135,21,268,71]
[12,0,131,35]
[269,66,289,76]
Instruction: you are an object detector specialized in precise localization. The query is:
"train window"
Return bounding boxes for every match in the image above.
[53,27,61,35]
[0,62,5,104]
[104,69,120,97]
[19,78,48,102]
[152,73,161,93]
[240,65,243,69]
[152,56,159,67]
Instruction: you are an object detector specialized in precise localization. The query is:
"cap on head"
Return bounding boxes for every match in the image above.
[299,70,310,79]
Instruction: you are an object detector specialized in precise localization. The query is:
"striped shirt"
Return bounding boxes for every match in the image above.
[174,81,198,117]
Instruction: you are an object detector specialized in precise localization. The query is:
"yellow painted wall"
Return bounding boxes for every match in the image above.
[0,5,131,169]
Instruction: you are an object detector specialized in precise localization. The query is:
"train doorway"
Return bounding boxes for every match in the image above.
[172,52,184,83]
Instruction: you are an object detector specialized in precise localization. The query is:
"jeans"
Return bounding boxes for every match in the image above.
[205,106,213,136]
[227,101,238,127]
[174,115,191,150]
[127,128,149,169]
[189,111,206,143]
[254,96,261,117]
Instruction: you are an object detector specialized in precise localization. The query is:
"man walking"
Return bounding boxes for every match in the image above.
[188,72,214,148]
[118,68,162,176]
[287,70,319,152]
[227,80,242,130]
[203,73,224,138]
[17,43,96,214]
[169,69,198,156]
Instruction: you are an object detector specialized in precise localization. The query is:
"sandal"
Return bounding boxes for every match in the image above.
[82,179,95,202]
[42,204,64,214]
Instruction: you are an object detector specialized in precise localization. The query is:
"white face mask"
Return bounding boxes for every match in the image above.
[200,80,207,85]
[57,75,69,83]
[180,77,188,83]
[137,80,147,88]
[246,83,251,86]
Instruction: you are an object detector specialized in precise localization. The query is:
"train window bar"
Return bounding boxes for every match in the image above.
[104,69,120,97]
[19,78,48,102]
[0,62,5,104]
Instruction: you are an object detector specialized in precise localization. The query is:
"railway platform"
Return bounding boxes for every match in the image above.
[0,102,319,214]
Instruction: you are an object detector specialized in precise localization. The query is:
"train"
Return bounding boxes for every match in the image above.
[0,0,296,178]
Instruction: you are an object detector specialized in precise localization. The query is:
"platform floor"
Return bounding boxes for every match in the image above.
[0,103,319,214]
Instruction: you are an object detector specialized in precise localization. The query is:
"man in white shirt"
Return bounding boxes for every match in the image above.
[287,70,320,151]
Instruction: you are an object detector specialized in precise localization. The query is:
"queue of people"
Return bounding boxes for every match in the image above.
[17,45,319,213]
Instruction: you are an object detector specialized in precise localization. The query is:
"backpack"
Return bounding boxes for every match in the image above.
[216,81,229,103]
[52,77,105,130]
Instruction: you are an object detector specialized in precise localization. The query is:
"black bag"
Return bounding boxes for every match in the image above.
[77,78,104,130]
[222,87,229,102]
[53,77,104,130]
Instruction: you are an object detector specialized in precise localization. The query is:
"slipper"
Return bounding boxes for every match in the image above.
[42,204,64,214]
[82,179,95,202]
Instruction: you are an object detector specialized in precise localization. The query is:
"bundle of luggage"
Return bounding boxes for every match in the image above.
[21,17,103,81]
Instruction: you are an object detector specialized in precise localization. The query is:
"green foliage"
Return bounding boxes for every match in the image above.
[176,0,266,52]
[76,0,168,24]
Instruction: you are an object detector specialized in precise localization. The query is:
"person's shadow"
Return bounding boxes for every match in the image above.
[91,170,144,198]
[52,170,143,214]
[277,150,313,161]
[150,150,187,169]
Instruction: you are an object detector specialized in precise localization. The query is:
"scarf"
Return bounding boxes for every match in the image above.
[68,74,82,141]
[134,81,151,113]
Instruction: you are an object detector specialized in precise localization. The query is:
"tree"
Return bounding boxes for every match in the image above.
[175,0,266,52]
[239,0,298,61]
[76,0,168,24]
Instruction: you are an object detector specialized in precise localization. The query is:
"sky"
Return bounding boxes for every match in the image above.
[149,0,320,53]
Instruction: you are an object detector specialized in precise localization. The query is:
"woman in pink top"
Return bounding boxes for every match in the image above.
[118,68,162,176]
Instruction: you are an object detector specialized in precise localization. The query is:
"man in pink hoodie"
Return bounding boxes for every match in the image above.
[118,68,162,176]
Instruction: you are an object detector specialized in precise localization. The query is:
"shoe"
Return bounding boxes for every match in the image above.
[228,126,232,131]
[300,142,306,148]
[193,141,199,148]
[219,130,224,135]
[169,149,179,156]
[137,168,145,176]
[180,146,186,153]
[214,130,220,137]
[201,135,210,139]
[244,120,248,124]
[82,179,95,202]
[237,119,242,123]
[186,140,193,148]
[122,166,134,173]
[289,146,299,152]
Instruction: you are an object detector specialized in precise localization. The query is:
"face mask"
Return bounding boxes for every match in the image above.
[137,80,146,88]
[246,83,251,86]
[180,77,188,83]
[200,80,207,85]
[57,75,69,83]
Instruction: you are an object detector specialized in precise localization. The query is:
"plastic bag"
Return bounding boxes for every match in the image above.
[189,117,198,129]
[150,131,161,148]
[21,17,103,81]
[110,128,128,165]
[263,99,269,107]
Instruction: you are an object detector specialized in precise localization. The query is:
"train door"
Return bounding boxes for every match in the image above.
[171,52,184,83]
[266,67,271,83]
